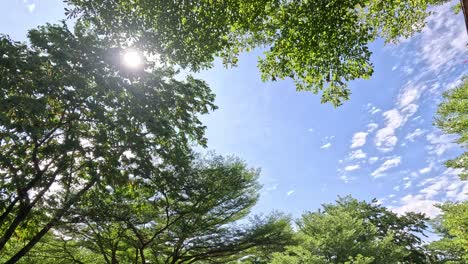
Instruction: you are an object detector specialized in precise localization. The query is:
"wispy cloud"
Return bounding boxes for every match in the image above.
[392,168,468,218]
[426,132,457,156]
[392,194,441,218]
[349,149,367,160]
[320,136,334,149]
[374,104,418,152]
[367,123,378,133]
[367,104,381,115]
[404,181,412,189]
[27,3,35,13]
[23,0,36,13]
[286,190,295,196]
[402,66,415,76]
[403,177,412,189]
[265,184,278,192]
[371,156,402,178]
[375,110,403,152]
[351,132,368,149]
[419,163,433,174]
[383,2,468,218]
[397,83,424,108]
[340,175,350,183]
[405,128,426,142]
[344,164,360,172]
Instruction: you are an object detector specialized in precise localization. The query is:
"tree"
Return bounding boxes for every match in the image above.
[435,77,468,180]
[0,23,216,263]
[65,0,451,106]
[429,202,468,263]
[429,77,468,263]
[10,154,294,264]
[270,196,434,264]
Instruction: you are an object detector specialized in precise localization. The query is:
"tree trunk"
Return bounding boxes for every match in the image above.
[461,0,468,36]
[140,247,146,264]
[0,205,30,251]
[0,197,19,224]
[111,248,118,264]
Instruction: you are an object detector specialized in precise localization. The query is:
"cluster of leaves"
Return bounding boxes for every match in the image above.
[435,77,468,180]
[64,0,451,106]
[268,196,434,264]
[429,202,468,263]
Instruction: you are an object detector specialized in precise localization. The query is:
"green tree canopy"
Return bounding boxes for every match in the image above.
[2,154,295,264]
[0,23,216,263]
[65,0,451,106]
[435,77,468,180]
[270,196,433,264]
[429,202,468,263]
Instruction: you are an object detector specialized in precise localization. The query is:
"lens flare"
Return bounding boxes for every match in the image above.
[123,50,142,68]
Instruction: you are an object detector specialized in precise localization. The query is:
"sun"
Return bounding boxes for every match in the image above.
[123,50,142,68]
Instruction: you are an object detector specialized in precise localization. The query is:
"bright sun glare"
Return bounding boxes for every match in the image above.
[123,50,142,68]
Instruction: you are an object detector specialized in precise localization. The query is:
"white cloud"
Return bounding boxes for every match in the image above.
[392,3,467,102]
[265,184,278,192]
[369,106,381,115]
[419,4,467,74]
[368,157,379,164]
[398,84,424,108]
[349,149,367,160]
[375,110,403,152]
[426,132,457,156]
[286,190,295,196]
[419,165,432,174]
[371,156,402,178]
[367,123,378,133]
[381,4,468,219]
[345,164,360,172]
[403,66,415,75]
[374,104,418,152]
[320,136,335,149]
[404,182,412,189]
[340,175,350,183]
[351,132,368,149]
[27,3,35,13]
[401,103,419,117]
[393,168,468,218]
[418,169,467,200]
[446,179,468,201]
[405,128,425,142]
[392,194,441,218]
[404,180,412,189]
[420,178,447,199]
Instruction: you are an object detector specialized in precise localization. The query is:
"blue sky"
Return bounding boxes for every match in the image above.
[1,1,467,221]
